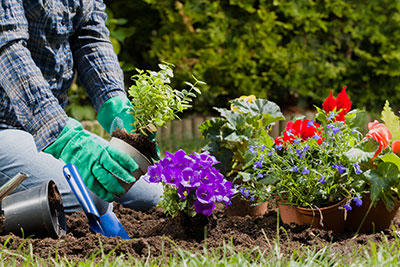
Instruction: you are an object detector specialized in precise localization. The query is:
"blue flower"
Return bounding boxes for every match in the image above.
[268,150,274,156]
[303,145,310,151]
[318,176,327,184]
[260,145,266,151]
[276,144,283,151]
[332,163,346,174]
[295,149,303,157]
[293,138,301,145]
[292,165,298,172]
[307,120,316,128]
[248,145,255,153]
[327,113,337,121]
[332,127,340,135]
[258,173,264,179]
[301,167,310,175]
[253,160,263,169]
[353,196,363,207]
[250,195,255,202]
[344,203,352,211]
[353,163,363,175]
[312,134,320,140]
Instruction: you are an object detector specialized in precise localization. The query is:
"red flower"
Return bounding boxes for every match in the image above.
[365,120,392,160]
[392,140,400,157]
[275,119,324,145]
[322,86,352,122]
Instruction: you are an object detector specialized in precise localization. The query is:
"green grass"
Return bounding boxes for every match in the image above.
[2,230,400,266]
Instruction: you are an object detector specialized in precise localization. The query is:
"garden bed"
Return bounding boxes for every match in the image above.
[0,203,398,262]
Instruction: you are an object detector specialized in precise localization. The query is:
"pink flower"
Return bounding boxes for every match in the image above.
[365,120,392,159]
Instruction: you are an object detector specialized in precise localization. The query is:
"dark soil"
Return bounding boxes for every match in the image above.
[0,203,399,262]
[111,128,156,160]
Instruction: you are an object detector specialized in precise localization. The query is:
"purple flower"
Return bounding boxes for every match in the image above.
[248,145,255,153]
[276,144,283,151]
[303,145,310,151]
[295,149,303,157]
[253,160,263,169]
[344,203,352,211]
[144,165,163,183]
[196,184,215,204]
[268,150,274,156]
[332,127,340,134]
[301,167,310,175]
[327,113,337,121]
[163,167,182,186]
[312,134,320,140]
[194,201,215,216]
[258,173,264,179]
[292,165,298,172]
[177,185,192,199]
[318,176,327,184]
[260,145,266,151]
[250,195,255,202]
[180,168,201,188]
[332,163,346,174]
[353,163,363,175]
[307,120,316,128]
[293,139,301,145]
[353,196,363,207]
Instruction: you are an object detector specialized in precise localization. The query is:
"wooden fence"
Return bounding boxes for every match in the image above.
[157,111,317,141]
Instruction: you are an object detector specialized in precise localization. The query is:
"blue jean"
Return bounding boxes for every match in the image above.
[0,128,163,214]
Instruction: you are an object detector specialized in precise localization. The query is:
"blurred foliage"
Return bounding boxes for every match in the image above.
[68,0,400,123]
[142,0,400,114]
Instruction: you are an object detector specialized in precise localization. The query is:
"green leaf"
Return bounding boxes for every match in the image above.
[381,152,400,171]
[230,99,285,121]
[363,162,399,203]
[381,100,400,141]
[260,174,279,185]
[240,172,252,182]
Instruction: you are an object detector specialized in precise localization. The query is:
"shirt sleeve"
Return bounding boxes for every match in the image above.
[0,1,68,151]
[70,0,126,112]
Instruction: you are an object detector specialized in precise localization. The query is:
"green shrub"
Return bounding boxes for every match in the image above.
[142,0,400,113]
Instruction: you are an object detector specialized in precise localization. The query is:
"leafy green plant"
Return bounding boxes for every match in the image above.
[240,87,367,208]
[199,96,284,178]
[128,62,204,136]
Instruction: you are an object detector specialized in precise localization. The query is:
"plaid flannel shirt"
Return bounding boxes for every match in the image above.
[0,0,125,150]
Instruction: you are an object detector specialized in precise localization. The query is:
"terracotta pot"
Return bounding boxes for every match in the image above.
[109,137,151,196]
[278,203,300,225]
[226,196,268,217]
[345,194,400,233]
[278,199,346,233]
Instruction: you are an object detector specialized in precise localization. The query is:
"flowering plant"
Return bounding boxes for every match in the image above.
[239,86,367,209]
[199,96,284,177]
[346,101,400,211]
[144,149,235,217]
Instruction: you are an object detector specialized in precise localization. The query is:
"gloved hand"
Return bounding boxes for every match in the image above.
[44,118,138,201]
[97,94,160,161]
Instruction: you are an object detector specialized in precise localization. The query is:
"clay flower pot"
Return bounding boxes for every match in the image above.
[345,194,400,233]
[278,198,346,233]
[226,196,268,217]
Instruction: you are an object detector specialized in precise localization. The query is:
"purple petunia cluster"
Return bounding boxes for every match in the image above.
[144,149,235,216]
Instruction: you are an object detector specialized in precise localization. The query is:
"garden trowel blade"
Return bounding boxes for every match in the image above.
[63,163,130,239]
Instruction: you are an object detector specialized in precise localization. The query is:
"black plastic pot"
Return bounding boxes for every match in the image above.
[2,180,66,238]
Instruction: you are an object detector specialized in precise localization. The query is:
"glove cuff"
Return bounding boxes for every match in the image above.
[97,94,135,134]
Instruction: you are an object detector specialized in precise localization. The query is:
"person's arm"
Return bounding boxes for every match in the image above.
[0,1,67,151]
[70,0,126,112]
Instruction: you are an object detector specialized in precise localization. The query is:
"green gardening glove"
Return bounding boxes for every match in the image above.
[97,94,160,161]
[44,118,138,201]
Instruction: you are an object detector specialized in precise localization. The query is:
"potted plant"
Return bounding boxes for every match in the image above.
[143,149,235,239]
[345,101,400,232]
[238,87,367,232]
[198,96,284,216]
[109,63,204,192]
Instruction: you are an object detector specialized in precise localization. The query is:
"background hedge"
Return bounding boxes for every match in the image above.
[87,0,400,116]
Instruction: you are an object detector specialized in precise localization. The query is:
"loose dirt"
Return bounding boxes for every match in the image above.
[0,202,398,262]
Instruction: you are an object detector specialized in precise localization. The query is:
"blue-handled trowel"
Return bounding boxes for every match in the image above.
[63,163,130,239]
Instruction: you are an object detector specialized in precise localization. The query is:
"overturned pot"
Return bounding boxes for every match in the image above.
[109,128,154,195]
[2,180,66,238]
